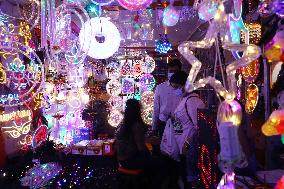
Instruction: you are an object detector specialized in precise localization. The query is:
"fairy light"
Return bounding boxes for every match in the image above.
[0,62,6,84]
[241,59,259,83]
[245,84,259,114]
[241,23,261,44]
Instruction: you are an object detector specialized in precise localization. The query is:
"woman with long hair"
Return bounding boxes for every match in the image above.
[115,99,149,168]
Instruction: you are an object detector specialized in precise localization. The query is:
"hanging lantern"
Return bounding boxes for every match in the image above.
[245,84,259,114]
[155,34,172,53]
[241,59,260,83]
[117,0,153,10]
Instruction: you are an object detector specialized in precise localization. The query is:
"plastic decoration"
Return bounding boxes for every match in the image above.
[106,79,122,96]
[117,0,153,10]
[155,34,172,54]
[262,109,284,136]
[272,0,284,18]
[105,61,121,79]
[108,110,123,127]
[163,5,180,27]
[79,17,121,59]
[20,162,62,188]
[178,0,261,102]
[245,84,259,114]
[217,100,242,126]
[139,73,156,92]
[241,59,259,83]
[141,56,155,73]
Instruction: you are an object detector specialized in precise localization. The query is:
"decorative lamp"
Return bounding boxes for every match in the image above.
[155,34,172,54]
[79,17,121,59]
[241,23,261,45]
[139,73,156,92]
[272,0,284,18]
[217,100,242,126]
[117,0,153,10]
[241,59,259,83]
[265,45,282,62]
[162,5,180,27]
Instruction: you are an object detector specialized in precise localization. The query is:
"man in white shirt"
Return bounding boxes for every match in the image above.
[152,59,183,137]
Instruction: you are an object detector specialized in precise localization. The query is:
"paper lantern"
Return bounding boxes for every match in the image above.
[106,79,121,96]
[245,84,259,114]
[132,62,143,78]
[117,0,153,10]
[141,91,154,107]
[139,74,156,92]
[79,17,121,59]
[162,5,180,27]
[241,59,259,83]
[265,45,282,62]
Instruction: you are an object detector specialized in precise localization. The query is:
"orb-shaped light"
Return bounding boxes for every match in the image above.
[117,0,153,10]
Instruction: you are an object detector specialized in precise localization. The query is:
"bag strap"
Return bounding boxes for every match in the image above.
[184,94,199,126]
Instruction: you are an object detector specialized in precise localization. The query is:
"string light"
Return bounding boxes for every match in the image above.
[241,22,261,44]
[245,84,259,114]
[241,59,259,83]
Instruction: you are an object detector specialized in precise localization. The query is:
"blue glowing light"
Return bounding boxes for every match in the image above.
[155,34,172,54]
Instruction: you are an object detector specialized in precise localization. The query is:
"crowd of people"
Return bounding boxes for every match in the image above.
[114,59,256,189]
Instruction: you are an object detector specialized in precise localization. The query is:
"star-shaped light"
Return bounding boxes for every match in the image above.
[178,0,261,102]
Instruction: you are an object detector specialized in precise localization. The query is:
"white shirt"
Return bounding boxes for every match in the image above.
[152,81,183,130]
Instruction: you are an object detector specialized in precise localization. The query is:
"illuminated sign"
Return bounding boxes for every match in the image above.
[0,109,31,122]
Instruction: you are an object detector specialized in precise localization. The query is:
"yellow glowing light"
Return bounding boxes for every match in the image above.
[262,110,284,136]
[3,120,31,139]
[19,21,32,48]
[0,62,6,84]
[265,45,282,62]
[245,84,259,114]
[217,100,242,126]
[0,110,32,122]
[241,59,259,83]
[241,22,261,45]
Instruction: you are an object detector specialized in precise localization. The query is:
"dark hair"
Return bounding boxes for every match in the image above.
[168,59,182,69]
[169,71,189,85]
[119,99,144,137]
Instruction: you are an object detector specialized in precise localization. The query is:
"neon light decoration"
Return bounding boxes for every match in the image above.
[245,84,259,114]
[32,125,48,148]
[79,17,121,59]
[2,117,31,139]
[0,110,31,122]
[0,62,6,84]
[117,0,153,10]
[139,73,156,92]
[163,5,180,27]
